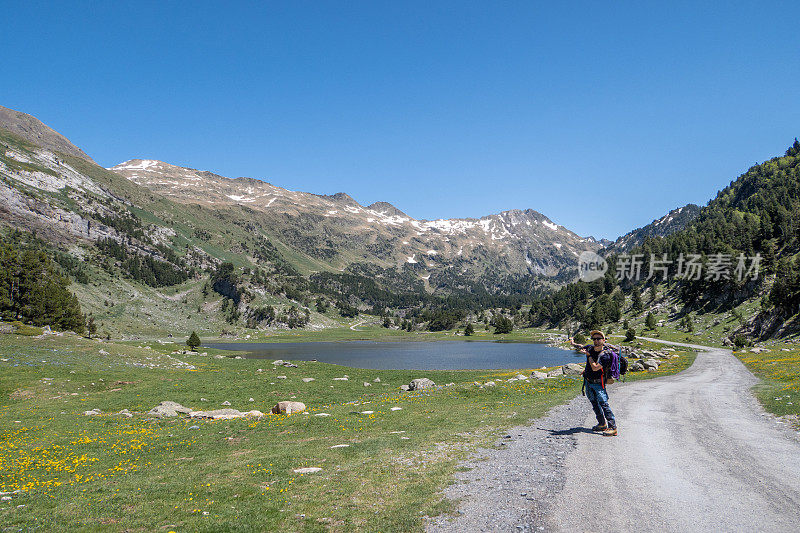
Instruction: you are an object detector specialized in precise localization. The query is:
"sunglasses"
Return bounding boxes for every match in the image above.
[591,337,604,341]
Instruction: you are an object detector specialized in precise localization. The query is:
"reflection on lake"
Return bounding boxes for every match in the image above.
[206,340,578,370]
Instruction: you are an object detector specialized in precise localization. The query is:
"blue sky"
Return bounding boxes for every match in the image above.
[3,1,799,240]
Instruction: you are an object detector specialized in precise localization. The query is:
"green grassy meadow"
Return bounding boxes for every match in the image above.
[0,328,695,531]
[734,344,800,429]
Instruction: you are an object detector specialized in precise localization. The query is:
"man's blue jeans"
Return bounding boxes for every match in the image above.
[586,382,616,429]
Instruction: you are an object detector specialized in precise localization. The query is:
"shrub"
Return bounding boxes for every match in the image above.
[734,335,747,349]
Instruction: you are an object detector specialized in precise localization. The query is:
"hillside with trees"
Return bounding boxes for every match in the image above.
[530,139,800,340]
[0,230,85,333]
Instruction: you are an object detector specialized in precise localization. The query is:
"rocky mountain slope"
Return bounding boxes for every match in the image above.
[109,158,606,281]
[602,204,701,255]
[0,105,95,163]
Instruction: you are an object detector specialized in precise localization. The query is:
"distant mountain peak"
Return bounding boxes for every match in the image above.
[318,192,358,205]
[367,201,407,218]
[604,203,701,254]
[0,105,96,163]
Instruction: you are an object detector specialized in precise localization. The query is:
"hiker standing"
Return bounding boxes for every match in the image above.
[569,330,618,436]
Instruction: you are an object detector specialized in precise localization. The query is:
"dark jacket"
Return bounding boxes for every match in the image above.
[583,344,615,382]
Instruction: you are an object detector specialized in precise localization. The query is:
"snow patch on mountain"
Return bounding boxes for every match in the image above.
[113,159,159,171]
[227,194,255,203]
[542,220,558,231]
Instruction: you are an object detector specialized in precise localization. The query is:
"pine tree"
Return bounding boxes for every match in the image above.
[464,322,474,336]
[632,290,643,312]
[645,312,657,330]
[187,331,201,351]
[493,315,513,334]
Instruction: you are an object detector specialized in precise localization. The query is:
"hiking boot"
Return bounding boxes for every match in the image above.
[591,424,608,431]
[602,427,618,437]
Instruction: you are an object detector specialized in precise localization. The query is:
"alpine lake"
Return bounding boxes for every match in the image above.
[206,339,580,370]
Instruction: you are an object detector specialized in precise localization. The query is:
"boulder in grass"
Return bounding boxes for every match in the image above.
[399,385,410,391]
[531,371,548,379]
[642,359,660,370]
[190,409,243,420]
[83,408,101,416]
[630,361,645,372]
[547,368,564,378]
[293,467,322,474]
[408,378,435,391]
[271,401,306,415]
[148,401,191,418]
[562,363,584,376]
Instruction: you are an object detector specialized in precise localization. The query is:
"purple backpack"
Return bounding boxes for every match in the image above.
[585,344,624,382]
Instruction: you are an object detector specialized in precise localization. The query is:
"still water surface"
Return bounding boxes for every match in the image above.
[207,340,578,370]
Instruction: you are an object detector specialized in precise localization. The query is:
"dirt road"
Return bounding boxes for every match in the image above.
[548,341,800,532]
[428,341,800,532]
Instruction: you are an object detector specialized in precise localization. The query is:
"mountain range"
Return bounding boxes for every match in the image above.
[0,104,714,335]
[0,105,639,286]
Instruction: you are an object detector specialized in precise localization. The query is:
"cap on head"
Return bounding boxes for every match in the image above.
[590,330,605,339]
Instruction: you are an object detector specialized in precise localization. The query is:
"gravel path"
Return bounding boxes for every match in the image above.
[549,341,800,533]
[428,341,800,533]
[426,394,587,532]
